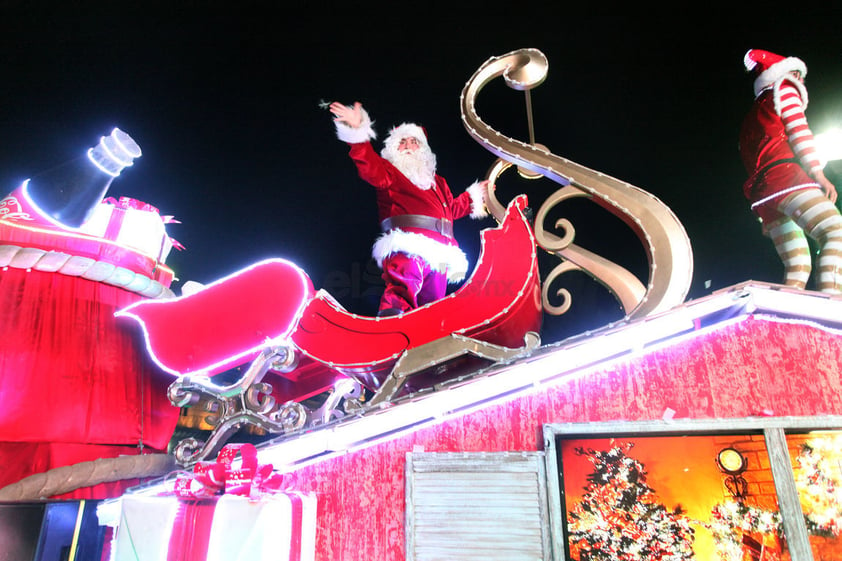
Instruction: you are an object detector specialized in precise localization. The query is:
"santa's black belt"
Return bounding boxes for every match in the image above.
[381,214,453,238]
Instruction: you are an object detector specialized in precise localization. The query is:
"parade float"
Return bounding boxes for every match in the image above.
[104,48,694,469]
[2,48,842,561]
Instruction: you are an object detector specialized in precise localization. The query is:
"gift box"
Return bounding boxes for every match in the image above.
[79,196,180,262]
[101,444,315,561]
[108,492,315,561]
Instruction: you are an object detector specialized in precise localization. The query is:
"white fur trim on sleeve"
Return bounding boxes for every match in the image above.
[466,181,489,219]
[334,108,377,144]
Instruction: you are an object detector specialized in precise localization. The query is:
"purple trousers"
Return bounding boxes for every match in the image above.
[379,253,447,314]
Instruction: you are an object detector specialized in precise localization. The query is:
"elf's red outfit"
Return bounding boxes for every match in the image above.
[739,53,822,224]
[738,49,842,293]
[334,107,487,314]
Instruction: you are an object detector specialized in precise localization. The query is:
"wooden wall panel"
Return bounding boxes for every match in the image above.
[282,316,842,560]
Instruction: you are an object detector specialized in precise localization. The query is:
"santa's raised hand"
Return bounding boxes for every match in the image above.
[330,101,363,129]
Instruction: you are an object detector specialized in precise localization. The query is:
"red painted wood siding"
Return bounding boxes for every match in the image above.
[283,315,842,560]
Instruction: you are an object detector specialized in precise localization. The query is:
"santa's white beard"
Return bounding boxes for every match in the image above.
[389,148,437,190]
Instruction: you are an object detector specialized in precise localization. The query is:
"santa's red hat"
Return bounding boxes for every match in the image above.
[744,49,807,97]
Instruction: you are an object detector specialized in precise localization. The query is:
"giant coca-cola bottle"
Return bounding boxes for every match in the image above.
[0,125,179,501]
[23,127,142,228]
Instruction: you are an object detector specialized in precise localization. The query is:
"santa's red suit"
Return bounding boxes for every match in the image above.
[334,107,487,314]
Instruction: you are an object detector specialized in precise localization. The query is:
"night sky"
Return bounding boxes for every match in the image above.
[2,5,841,343]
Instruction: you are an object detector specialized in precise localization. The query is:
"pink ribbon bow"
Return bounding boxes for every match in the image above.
[172,443,284,500]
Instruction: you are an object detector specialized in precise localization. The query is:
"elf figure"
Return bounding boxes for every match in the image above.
[329,101,489,315]
[740,49,842,293]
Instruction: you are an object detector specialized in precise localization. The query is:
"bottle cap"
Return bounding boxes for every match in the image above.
[87,128,142,177]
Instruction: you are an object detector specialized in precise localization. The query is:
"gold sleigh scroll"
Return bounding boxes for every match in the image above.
[460,48,693,319]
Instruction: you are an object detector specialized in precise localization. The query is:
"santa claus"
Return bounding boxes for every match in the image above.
[329,101,489,315]
[740,49,842,293]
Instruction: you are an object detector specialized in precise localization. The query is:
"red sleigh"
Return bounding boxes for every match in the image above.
[117,195,542,463]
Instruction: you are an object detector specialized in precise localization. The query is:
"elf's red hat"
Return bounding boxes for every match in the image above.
[744,49,807,95]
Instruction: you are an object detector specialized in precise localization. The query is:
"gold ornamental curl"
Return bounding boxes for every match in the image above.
[460,48,693,319]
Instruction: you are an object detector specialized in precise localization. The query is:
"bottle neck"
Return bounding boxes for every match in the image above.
[22,128,142,229]
[87,128,142,177]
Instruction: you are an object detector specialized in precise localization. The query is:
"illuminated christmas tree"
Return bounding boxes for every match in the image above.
[706,502,782,561]
[793,436,842,537]
[567,443,695,560]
